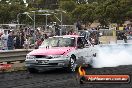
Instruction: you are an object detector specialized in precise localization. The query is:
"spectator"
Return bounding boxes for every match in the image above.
[76,21,82,30]
[122,32,127,43]
[7,31,14,50]
[24,37,30,49]
[0,33,3,50]
[19,32,25,48]
[15,32,25,49]
[35,38,44,49]
[1,33,8,50]
[44,34,48,39]
[68,29,76,35]
[0,32,3,37]
[14,33,20,49]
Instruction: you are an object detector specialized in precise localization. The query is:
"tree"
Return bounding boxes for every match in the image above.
[0,0,7,4]
[59,0,76,12]
[27,0,59,9]
[27,0,44,9]
[0,0,132,25]
[118,0,132,22]
[9,0,25,6]
[0,4,10,23]
[72,3,97,25]
[93,0,132,25]
[0,0,27,23]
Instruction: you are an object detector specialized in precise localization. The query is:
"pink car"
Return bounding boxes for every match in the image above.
[25,35,96,73]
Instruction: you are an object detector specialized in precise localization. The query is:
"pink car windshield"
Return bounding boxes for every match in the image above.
[40,37,75,47]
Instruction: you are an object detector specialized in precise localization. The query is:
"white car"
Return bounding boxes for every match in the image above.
[25,35,96,73]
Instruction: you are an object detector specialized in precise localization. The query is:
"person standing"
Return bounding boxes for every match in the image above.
[0,33,3,50]
[14,33,20,49]
[7,31,14,50]
[1,33,8,50]
[122,32,127,43]
[19,32,25,49]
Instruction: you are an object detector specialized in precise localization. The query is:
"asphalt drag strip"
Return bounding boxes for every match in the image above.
[0,65,131,88]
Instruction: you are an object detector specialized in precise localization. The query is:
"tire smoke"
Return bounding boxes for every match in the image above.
[92,44,132,68]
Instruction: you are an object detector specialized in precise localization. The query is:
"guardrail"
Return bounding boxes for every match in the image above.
[0,49,33,64]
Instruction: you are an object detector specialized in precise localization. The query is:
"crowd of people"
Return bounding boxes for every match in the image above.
[0,28,49,50]
[0,26,77,50]
[0,27,106,50]
[117,25,132,43]
[0,23,132,50]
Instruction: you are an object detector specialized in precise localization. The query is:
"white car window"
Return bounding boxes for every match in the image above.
[40,37,75,48]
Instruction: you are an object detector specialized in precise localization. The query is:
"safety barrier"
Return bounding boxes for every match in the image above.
[0,49,33,64]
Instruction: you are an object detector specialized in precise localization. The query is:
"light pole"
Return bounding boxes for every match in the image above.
[17,12,34,24]
[37,9,66,35]
[45,14,51,31]
[54,9,66,35]
[30,11,36,31]
[17,12,35,31]
[45,14,48,31]
[17,11,36,45]
[30,11,36,44]
[17,13,21,24]
[60,12,63,36]
[37,13,51,31]
[37,10,51,31]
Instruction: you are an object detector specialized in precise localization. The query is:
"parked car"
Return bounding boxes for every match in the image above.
[25,35,96,73]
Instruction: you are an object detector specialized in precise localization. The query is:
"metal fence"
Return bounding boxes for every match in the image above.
[0,49,33,64]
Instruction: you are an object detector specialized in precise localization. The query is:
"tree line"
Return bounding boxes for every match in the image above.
[0,0,131,26]
[60,0,132,25]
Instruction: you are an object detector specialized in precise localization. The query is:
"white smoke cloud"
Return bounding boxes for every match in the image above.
[92,44,132,68]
